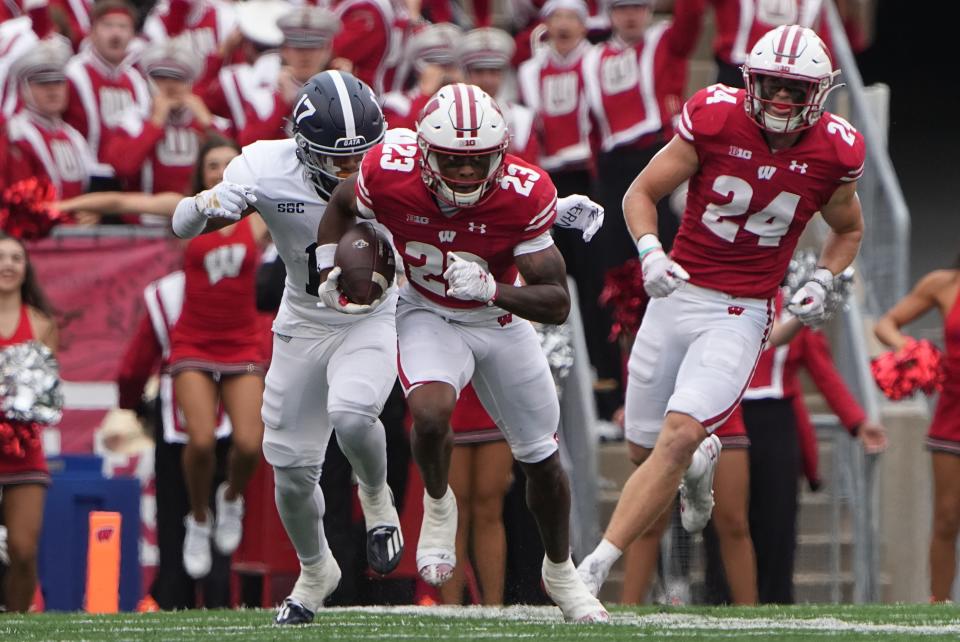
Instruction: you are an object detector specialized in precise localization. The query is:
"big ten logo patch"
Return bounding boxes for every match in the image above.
[99,88,136,128]
[157,127,199,167]
[543,72,578,116]
[50,140,86,181]
[204,243,247,286]
[601,50,638,95]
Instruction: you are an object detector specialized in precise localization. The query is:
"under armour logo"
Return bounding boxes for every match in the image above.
[438,230,457,243]
[728,306,745,316]
[468,222,486,234]
[789,160,808,174]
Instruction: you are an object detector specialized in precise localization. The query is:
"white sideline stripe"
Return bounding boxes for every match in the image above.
[327,70,357,139]
[62,381,118,409]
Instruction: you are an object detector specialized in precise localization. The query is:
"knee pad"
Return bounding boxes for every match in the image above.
[329,411,377,439]
[273,465,322,501]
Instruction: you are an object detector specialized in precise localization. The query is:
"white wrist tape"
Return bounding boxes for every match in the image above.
[314,243,337,271]
[636,234,663,260]
[172,197,206,238]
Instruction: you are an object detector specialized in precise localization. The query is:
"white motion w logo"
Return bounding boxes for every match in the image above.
[204,244,247,285]
[294,95,317,125]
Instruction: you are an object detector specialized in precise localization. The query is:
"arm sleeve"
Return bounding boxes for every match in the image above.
[355,148,380,219]
[801,329,867,434]
[116,313,162,410]
[791,394,822,491]
[520,173,558,240]
[255,254,286,312]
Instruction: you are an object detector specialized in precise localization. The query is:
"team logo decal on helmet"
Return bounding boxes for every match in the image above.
[742,25,841,134]
[416,83,509,208]
[292,70,386,199]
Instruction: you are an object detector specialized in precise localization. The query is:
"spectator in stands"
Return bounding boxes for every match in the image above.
[64,0,150,169]
[704,0,877,87]
[381,22,462,131]
[875,264,960,603]
[49,0,95,49]
[332,0,409,95]
[103,38,229,203]
[236,5,341,145]
[141,0,239,83]
[196,0,288,136]
[457,27,539,163]
[3,38,101,201]
[0,232,58,613]
[439,385,513,606]
[579,0,702,418]
[702,294,886,605]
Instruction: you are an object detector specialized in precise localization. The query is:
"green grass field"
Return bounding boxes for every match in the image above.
[3,604,960,641]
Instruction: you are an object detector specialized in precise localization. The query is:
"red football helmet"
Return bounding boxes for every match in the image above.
[415,83,509,208]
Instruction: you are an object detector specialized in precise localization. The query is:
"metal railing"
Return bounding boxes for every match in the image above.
[823,0,911,316]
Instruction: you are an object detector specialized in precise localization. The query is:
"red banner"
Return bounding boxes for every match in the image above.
[27,236,184,381]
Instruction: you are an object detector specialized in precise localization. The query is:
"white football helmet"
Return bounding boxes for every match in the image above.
[742,25,840,133]
[416,83,509,208]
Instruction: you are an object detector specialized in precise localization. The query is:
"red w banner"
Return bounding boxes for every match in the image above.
[26,234,184,452]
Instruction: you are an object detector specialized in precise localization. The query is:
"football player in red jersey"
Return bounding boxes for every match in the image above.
[316,83,607,622]
[577,25,867,596]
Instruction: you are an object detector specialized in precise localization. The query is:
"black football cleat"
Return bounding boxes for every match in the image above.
[367,524,404,575]
[275,597,315,625]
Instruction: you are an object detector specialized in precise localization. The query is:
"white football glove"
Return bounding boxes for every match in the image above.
[193,182,257,221]
[640,251,689,299]
[443,252,498,303]
[555,194,605,242]
[787,267,833,326]
[316,267,384,314]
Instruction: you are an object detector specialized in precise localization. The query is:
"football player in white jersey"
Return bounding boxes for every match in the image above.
[171,71,404,625]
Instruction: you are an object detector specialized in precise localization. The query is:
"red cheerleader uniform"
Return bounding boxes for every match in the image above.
[928,287,960,453]
[0,305,50,486]
[168,219,265,376]
[450,384,503,446]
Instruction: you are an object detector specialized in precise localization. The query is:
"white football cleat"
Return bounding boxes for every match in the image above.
[679,434,722,533]
[542,557,609,623]
[214,482,245,555]
[358,484,404,575]
[183,512,213,579]
[416,487,457,586]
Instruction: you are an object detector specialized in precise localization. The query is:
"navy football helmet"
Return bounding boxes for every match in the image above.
[291,70,386,198]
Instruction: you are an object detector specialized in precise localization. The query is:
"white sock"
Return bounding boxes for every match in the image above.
[543,555,574,576]
[583,538,622,577]
[425,486,454,510]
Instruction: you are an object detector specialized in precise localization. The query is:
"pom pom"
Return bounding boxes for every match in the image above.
[0,177,66,240]
[870,339,944,401]
[535,323,574,399]
[784,249,856,320]
[0,341,63,425]
[599,259,648,344]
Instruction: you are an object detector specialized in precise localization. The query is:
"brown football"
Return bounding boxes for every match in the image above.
[334,222,396,305]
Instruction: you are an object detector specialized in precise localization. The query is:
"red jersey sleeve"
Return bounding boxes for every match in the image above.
[821,112,866,184]
[514,160,558,242]
[798,328,866,434]
[676,84,740,146]
[356,142,388,218]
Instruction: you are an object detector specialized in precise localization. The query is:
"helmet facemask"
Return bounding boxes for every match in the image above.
[418,141,507,208]
[744,70,835,133]
[295,131,379,199]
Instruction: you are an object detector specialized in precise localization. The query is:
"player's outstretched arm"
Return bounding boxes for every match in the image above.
[501,245,571,325]
[171,182,257,239]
